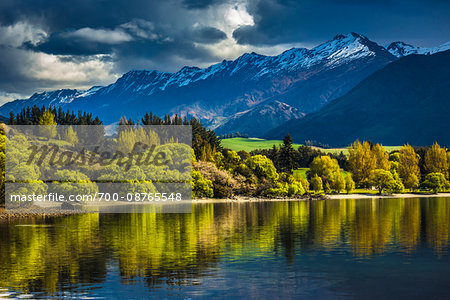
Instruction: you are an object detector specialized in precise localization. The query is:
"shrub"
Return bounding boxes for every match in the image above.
[310,174,323,193]
[344,174,355,194]
[245,155,279,181]
[192,170,213,198]
[194,161,238,198]
[421,172,447,193]
[371,169,404,194]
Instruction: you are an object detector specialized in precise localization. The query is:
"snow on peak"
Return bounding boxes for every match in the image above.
[93,33,385,97]
[386,41,450,58]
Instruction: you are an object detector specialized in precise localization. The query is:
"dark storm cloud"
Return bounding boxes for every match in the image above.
[189,26,227,43]
[182,0,223,10]
[0,0,230,99]
[0,0,449,103]
[233,0,450,47]
[34,33,116,56]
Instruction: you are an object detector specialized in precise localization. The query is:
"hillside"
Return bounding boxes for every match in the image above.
[265,50,450,146]
[214,100,304,136]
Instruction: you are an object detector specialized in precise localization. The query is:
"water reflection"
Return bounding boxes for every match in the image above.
[0,197,449,298]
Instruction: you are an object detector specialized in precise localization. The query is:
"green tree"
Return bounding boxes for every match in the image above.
[398,144,421,190]
[298,177,309,193]
[278,133,297,173]
[332,172,346,194]
[51,169,98,196]
[245,155,279,181]
[192,170,213,198]
[389,152,400,173]
[63,126,79,145]
[310,174,323,193]
[345,174,355,194]
[373,143,391,170]
[38,109,57,139]
[425,143,449,178]
[309,155,340,185]
[348,141,376,187]
[421,172,447,193]
[371,169,403,194]
[371,169,395,194]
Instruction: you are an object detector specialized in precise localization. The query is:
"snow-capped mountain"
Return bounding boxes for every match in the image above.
[265,50,450,146]
[1,33,396,132]
[386,41,450,58]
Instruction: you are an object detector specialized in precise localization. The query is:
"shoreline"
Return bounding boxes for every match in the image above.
[193,192,450,203]
[1,193,449,220]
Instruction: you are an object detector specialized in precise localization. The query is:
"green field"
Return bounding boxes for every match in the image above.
[220,137,401,154]
[220,137,303,152]
[293,168,351,180]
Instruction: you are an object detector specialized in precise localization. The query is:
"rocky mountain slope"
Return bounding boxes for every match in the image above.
[214,100,305,137]
[265,50,450,146]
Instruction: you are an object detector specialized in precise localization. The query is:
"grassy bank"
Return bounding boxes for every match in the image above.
[220,137,402,154]
[220,137,303,152]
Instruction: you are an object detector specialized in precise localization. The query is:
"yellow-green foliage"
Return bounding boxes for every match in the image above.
[425,143,449,178]
[310,174,323,192]
[62,126,79,145]
[348,141,377,187]
[192,170,213,198]
[245,155,279,181]
[38,109,57,139]
[344,174,355,194]
[398,144,421,190]
[310,155,340,184]
[332,172,346,194]
[371,169,404,194]
[373,143,391,170]
[118,127,160,154]
[421,172,448,193]
[51,169,98,196]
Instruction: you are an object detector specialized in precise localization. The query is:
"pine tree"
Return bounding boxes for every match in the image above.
[8,111,15,125]
[278,133,297,173]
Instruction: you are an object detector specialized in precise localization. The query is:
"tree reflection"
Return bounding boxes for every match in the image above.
[0,197,448,296]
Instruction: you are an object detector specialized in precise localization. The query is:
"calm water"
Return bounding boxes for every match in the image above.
[0,197,449,299]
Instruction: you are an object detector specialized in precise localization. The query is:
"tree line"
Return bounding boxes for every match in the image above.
[8,105,102,125]
[193,134,450,198]
[1,106,449,202]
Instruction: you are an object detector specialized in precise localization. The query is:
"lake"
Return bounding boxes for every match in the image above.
[0,197,449,299]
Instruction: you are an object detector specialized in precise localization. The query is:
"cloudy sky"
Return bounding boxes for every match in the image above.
[0,0,449,104]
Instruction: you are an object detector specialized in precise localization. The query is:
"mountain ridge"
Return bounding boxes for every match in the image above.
[2,33,447,133]
[214,100,305,137]
[386,41,450,58]
[265,50,450,146]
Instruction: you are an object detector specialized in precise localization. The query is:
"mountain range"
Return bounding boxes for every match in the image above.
[0,32,448,144]
[1,33,396,124]
[386,41,450,58]
[265,50,450,146]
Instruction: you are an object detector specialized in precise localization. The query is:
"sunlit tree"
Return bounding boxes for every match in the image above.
[425,143,449,178]
[398,144,421,190]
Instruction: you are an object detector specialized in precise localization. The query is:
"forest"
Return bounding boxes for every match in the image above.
[0,106,449,204]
